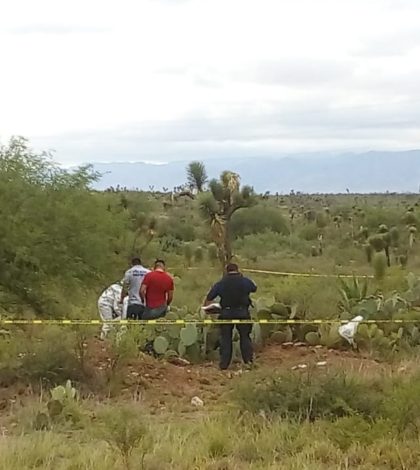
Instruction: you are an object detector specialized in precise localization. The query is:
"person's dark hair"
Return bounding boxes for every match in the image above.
[226,263,239,273]
[155,259,166,268]
[132,257,142,265]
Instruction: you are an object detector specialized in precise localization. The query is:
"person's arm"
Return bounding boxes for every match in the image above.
[204,282,221,306]
[245,277,257,293]
[113,286,123,316]
[166,276,174,306]
[167,290,174,306]
[120,272,130,303]
[140,283,147,304]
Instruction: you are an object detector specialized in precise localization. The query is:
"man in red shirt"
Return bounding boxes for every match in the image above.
[140,259,174,319]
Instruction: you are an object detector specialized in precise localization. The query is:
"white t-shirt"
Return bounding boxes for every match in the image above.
[123,265,150,305]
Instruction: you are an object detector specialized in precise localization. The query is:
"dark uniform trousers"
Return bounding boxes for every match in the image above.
[127,304,145,320]
[219,308,253,370]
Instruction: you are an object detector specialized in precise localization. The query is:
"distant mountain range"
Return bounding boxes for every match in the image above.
[90,150,420,193]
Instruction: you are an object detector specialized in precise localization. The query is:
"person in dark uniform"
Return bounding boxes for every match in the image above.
[204,263,257,370]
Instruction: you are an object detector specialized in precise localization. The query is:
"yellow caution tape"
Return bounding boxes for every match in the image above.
[184,267,372,279]
[0,319,418,325]
[242,268,373,279]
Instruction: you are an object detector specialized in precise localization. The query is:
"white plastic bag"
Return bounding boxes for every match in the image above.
[201,303,222,314]
[338,315,363,345]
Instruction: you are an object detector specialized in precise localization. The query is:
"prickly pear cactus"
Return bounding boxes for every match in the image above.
[164,349,178,360]
[305,331,321,346]
[251,323,262,346]
[178,341,187,357]
[153,336,169,355]
[51,385,66,402]
[47,399,64,418]
[50,381,76,402]
[271,327,293,344]
[180,324,198,346]
[65,380,76,400]
[319,325,342,349]
[270,303,289,318]
[166,312,182,339]
[185,343,201,364]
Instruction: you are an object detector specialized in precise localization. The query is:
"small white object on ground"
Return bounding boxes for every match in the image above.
[316,361,327,367]
[167,356,190,367]
[338,315,364,345]
[258,410,267,419]
[191,396,204,407]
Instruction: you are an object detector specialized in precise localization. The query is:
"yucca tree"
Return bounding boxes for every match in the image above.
[199,171,255,268]
[186,161,208,192]
[366,224,392,267]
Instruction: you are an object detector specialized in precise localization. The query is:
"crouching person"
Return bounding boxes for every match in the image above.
[97,282,127,340]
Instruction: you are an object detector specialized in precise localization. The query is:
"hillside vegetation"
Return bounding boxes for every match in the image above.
[1,138,420,468]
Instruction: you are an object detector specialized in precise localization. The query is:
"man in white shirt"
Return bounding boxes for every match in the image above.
[97,282,128,340]
[120,257,150,319]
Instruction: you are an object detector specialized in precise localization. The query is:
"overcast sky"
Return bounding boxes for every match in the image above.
[1,0,420,165]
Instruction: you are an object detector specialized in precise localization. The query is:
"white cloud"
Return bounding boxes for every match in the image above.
[0,0,419,163]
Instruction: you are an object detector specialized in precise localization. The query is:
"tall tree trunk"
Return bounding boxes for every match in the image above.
[223,221,233,266]
[384,246,391,267]
[409,233,415,249]
[211,217,227,273]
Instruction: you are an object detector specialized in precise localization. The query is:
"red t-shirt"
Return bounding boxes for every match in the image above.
[142,270,174,308]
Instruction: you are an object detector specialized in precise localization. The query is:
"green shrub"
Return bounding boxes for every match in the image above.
[207,244,219,265]
[97,406,151,469]
[184,244,193,266]
[194,247,204,263]
[316,212,328,229]
[381,375,420,436]
[105,329,140,395]
[230,205,289,238]
[299,225,319,241]
[20,327,82,385]
[233,370,383,422]
[373,252,387,281]
[326,416,392,451]
[158,217,195,241]
[0,329,23,386]
[0,137,128,315]
[208,434,229,459]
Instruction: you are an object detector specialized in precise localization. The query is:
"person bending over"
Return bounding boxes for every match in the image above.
[98,281,127,340]
[204,263,257,370]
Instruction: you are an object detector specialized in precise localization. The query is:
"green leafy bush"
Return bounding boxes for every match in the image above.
[326,416,392,451]
[234,370,383,421]
[373,252,387,280]
[0,137,127,314]
[231,205,289,238]
[298,225,319,241]
[97,406,151,469]
[20,327,83,384]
